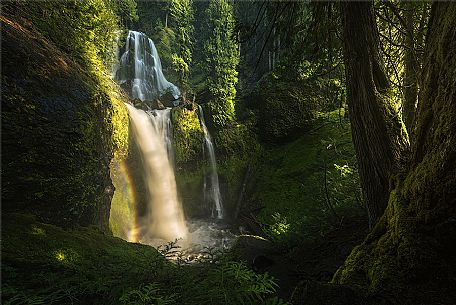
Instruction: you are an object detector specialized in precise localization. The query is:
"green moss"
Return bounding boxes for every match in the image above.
[175,168,206,218]
[171,104,259,218]
[3,213,286,304]
[109,156,137,240]
[2,213,169,304]
[375,88,410,147]
[106,90,130,158]
[1,5,132,230]
[172,104,203,164]
[333,187,445,299]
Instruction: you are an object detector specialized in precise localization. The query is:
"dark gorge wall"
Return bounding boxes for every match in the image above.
[1,15,115,230]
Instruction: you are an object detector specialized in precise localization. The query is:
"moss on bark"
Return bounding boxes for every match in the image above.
[333,3,456,304]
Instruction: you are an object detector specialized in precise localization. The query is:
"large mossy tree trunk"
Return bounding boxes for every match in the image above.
[341,1,409,227]
[333,2,456,304]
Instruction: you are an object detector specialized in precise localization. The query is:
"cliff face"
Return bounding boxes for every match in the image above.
[1,15,117,230]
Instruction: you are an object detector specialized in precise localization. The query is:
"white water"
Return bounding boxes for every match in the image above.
[125,104,188,243]
[112,30,233,255]
[198,105,224,219]
[117,30,180,101]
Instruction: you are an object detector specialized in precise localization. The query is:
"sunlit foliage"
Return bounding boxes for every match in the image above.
[202,0,239,128]
[169,0,194,90]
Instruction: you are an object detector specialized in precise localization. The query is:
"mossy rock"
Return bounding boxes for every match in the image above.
[249,73,319,143]
[1,213,170,304]
[1,14,129,230]
[171,102,204,165]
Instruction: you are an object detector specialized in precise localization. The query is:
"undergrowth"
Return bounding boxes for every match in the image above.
[2,213,288,305]
[249,109,365,248]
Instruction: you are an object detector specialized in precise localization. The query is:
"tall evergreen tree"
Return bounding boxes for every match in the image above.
[169,0,194,91]
[203,0,239,128]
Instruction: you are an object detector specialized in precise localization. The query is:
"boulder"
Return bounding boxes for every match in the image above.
[160,90,178,107]
[1,15,117,230]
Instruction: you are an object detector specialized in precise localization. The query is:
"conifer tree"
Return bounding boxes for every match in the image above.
[203,0,239,128]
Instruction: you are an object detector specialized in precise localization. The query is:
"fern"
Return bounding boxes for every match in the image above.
[119,283,176,305]
[188,261,280,305]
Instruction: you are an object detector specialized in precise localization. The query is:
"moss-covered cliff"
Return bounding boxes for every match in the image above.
[1,8,129,230]
[171,102,259,219]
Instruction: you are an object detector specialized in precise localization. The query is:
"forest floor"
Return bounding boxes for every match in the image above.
[234,215,368,300]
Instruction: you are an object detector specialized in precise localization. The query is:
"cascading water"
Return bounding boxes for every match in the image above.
[125,104,188,243]
[111,30,234,257]
[198,105,224,219]
[116,30,180,101]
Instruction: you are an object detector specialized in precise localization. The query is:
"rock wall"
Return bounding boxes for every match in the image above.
[1,15,127,230]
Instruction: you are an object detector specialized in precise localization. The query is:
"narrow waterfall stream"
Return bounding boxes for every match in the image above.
[198,105,224,219]
[111,30,235,257]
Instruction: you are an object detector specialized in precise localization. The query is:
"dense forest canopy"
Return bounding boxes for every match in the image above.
[1,1,455,304]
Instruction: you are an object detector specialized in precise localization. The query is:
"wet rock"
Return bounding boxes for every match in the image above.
[150,99,166,110]
[160,90,178,107]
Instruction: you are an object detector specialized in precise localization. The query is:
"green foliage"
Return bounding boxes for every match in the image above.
[263,213,291,240]
[2,214,169,304]
[119,283,176,305]
[202,0,239,128]
[251,110,364,247]
[134,0,194,88]
[153,26,179,83]
[108,0,138,27]
[169,0,194,89]
[171,105,203,164]
[15,0,134,73]
[375,1,431,105]
[188,261,280,305]
[3,214,286,305]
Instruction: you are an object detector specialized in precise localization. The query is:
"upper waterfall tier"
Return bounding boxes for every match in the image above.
[116,30,180,102]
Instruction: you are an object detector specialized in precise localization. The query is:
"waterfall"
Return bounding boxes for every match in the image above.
[116,30,180,101]
[198,105,224,219]
[111,30,233,254]
[125,104,188,243]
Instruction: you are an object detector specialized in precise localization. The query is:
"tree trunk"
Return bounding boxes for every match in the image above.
[341,1,409,227]
[333,3,456,303]
[402,2,419,134]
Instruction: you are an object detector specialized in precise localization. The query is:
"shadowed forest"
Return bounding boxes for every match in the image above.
[1,0,455,304]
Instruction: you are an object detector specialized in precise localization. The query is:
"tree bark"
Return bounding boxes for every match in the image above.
[341,1,409,227]
[333,3,456,303]
[402,2,419,134]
